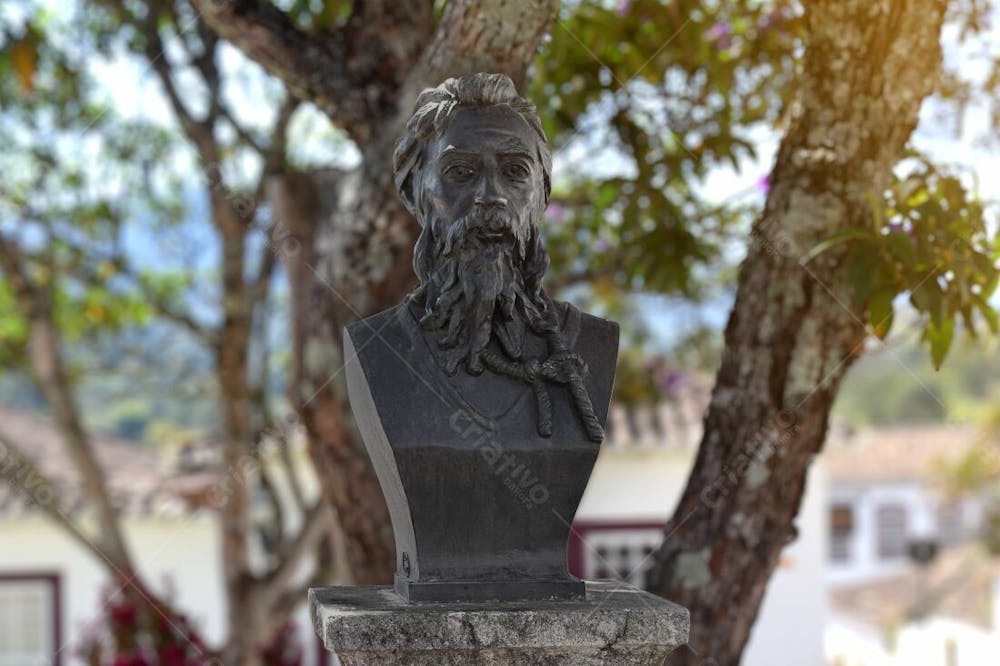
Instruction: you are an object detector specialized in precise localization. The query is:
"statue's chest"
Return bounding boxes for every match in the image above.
[446,338,548,423]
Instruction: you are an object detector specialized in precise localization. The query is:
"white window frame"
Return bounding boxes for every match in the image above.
[0,573,61,666]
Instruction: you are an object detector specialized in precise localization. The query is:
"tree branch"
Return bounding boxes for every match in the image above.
[189,0,365,136]
[219,102,266,154]
[275,423,307,516]
[191,0,434,144]
[0,237,134,573]
[142,14,219,163]
[0,431,115,566]
[396,0,560,118]
[259,501,334,609]
[12,238,217,347]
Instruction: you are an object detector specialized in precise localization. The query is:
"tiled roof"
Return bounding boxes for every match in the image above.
[823,424,984,483]
[604,374,712,450]
[0,407,214,518]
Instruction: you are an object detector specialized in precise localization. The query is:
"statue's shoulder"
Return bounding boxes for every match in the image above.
[555,300,620,353]
[344,302,412,354]
[553,300,619,424]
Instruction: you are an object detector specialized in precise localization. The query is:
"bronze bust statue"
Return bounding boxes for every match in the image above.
[345,73,619,602]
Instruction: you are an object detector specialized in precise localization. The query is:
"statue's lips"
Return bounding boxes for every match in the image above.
[444,211,525,253]
[460,223,516,243]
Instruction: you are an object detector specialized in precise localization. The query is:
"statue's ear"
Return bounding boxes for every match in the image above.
[397,170,419,217]
[393,139,422,218]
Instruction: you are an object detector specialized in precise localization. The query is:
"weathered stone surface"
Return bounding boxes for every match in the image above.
[310,581,690,665]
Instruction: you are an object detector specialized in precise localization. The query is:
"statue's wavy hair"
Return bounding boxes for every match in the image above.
[392,73,553,285]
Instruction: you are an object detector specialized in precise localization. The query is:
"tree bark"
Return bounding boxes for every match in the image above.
[648,2,946,664]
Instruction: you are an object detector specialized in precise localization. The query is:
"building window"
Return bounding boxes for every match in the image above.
[830,504,854,563]
[0,574,60,666]
[584,528,662,588]
[876,504,908,560]
[937,501,964,545]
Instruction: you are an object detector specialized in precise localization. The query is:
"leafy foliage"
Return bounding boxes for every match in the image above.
[932,441,1000,498]
[833,324,1000,427]
[525,0,806,402]
[78,584,212,666]
[533,0,801,298]
[0,6,191,366]
[807,154,999,369]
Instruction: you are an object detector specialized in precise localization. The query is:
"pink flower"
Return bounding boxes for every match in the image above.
[755,174,771,195]
[546,203,567,222]
[616,1,631,17]
[705,21,732,48]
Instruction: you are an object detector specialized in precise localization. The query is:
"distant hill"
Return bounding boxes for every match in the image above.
[834,325,1000,427]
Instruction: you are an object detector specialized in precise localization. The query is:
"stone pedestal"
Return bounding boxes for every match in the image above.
[310,581,689,665]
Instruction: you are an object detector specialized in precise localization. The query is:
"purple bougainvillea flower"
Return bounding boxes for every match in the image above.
[705,22,732,48]
[546,203,567,222]
[758,11,780,31]
[657,370,687,394]
[616,1,631,18]
[756,174,771,195]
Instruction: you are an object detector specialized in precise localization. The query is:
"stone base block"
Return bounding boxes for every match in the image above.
[309,581,689,665]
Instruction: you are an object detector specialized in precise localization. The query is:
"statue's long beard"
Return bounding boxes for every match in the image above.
[413,207,552,376]
[410,206,605,442]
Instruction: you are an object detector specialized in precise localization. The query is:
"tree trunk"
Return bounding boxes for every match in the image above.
[649,2,946,664]
[214,200,260,665]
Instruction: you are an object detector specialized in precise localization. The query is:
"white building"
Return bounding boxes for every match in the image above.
[0,408,324,666]
[822,425,998,666]
[823,425,985,587]
[575,379,829,666]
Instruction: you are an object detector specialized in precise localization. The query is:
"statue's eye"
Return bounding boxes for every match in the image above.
[446,165,475,181]
[504,163,529,180]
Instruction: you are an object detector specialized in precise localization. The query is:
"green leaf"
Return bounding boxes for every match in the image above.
[911,281,944,327]
[974,295,999,334]
[886,231,918,269]
[926,317,955,370]
[802,228,874,265]
[868,290,894,340]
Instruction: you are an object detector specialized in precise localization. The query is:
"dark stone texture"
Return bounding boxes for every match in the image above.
[309,581,690,665]
[345,302,617,601]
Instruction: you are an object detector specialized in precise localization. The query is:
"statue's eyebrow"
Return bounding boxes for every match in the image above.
[439,145,477,158]
[439,140,533,161]
[494,137,534,160]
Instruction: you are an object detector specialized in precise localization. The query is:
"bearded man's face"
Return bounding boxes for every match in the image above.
[418,105,545,251]
[413,105,551,375]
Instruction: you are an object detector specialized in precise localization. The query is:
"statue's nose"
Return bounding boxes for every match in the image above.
[474,171,507,209]
[474,195,508,209]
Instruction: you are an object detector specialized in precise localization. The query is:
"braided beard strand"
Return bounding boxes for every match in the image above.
[413,207,554,375]
[411,208,605,442]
